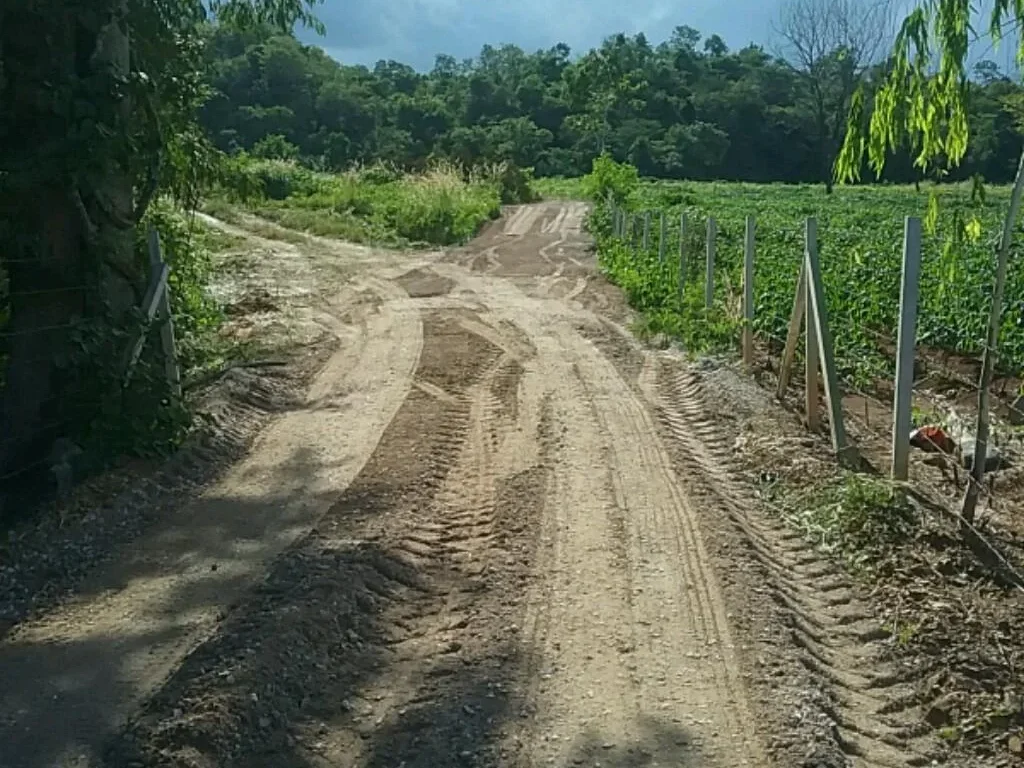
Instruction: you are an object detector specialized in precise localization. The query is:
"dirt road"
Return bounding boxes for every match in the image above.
[0,202,934,768]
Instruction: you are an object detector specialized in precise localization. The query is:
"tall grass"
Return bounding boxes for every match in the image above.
[208,157,533,247]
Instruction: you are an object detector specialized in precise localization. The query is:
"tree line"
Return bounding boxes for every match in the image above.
[200,18,1024,186]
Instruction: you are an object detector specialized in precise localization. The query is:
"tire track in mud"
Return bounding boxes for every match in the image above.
[34,200,947,768]
[426,254,770,766]
[569,332,764,765]
[645,360,940,768]
[101,308,549,768]
[319,313,547,768]
[461,311,767,766]
[1,275,423,768]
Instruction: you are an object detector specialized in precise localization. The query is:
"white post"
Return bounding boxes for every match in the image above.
[743,216,755,369]
[643,212,651,251]
[658,210,667,263]
[705,216,716,309]
[892,217,922,481]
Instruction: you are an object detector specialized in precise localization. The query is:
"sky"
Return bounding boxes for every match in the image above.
[296,0,780,71]
[295,0,1022,75]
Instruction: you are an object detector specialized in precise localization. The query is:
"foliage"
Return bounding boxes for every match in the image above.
[138,201,224,374]
[45,204,228,466]
[781,473,918,572]
[252,133,301,160]
[582,153,640,205]
[837,0,1024,182]
[494,163,540,204]
[235,157,326,200]
[0,1,324,479]
[200,23,1024,187]
[211,158,504,246]
[594,174,1024,387]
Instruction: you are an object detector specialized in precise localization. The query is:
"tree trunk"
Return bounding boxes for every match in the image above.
[816,104,833,194]
[0,5,141,483]
[0,189,88,479]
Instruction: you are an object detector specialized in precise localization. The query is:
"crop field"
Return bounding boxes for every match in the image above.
[570,178,1024,389]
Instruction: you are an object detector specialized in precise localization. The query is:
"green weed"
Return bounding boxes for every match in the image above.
[780,474,919,573]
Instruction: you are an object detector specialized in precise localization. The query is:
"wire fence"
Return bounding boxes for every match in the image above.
[603,198,1024,523]
[0,226,180,491]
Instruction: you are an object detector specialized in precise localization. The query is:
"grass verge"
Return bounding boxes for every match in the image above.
[207,158,539,248]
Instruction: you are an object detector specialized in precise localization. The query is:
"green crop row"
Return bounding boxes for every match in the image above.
[584,169,1024,388]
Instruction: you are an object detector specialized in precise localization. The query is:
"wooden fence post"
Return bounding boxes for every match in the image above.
[777,261,807,398]
[705,216,716,309]
[892,216,922,481]
[804,218,851,463]
[658,210,667,263]
[678,212,688,301]
[643,211,651,251]
[743,215,755,370]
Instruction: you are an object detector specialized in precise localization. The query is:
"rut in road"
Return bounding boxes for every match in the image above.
[0,201,933,768]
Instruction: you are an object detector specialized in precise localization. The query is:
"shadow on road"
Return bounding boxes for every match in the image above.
[0,442,352,768]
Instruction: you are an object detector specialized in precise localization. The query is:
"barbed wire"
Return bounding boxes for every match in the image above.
[0,215,246,496]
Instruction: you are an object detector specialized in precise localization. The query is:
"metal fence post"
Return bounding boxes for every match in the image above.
[705,216,716,309]
[658,210,667,263]
[892,216,922,481]
[743,216,755,369]
[678,212,687,301]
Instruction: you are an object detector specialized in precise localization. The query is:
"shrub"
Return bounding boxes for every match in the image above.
[581,153,640,205]
[251,134,300,161]
[210,157,503,248]
[241,158,323,200]
[495,163,539,204]
[138,200,223,374]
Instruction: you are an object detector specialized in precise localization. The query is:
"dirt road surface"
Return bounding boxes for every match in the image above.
[0,203,936,768]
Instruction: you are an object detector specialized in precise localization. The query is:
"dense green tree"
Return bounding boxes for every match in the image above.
[195,21,1024,188]
[0,0,322,479]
